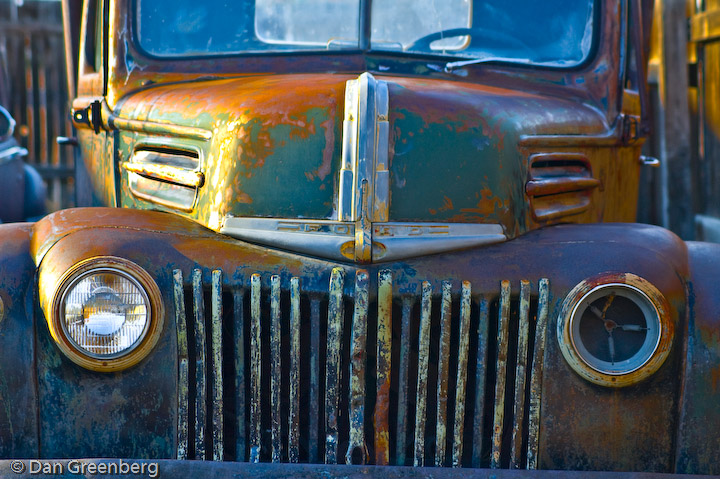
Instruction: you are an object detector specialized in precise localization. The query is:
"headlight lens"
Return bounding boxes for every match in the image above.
[50,257,164,372]
[61,271,150,358]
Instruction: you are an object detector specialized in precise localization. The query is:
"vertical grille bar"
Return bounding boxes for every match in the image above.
[249,274,262,463]
[472,297,490,468]
[347,270,369,464]
[192,269,207,460]
[491,280,511,469]
[289,278,301,463]
[413,281,432,467]
[452,281,472,467]
[211,270,224,461]
[270,275,282,463]
[325,267,345,464]
[375,270,392,466]
[233,289,246,461]
[395,296,414,466]
[309,298,321,463]
[435,281,452,467]
[173,269,189,460]
[510,280,531,468]
[527,279,550,470]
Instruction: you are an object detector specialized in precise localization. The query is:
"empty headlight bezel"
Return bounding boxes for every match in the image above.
[557,273,673,387]
[49,257,164,372]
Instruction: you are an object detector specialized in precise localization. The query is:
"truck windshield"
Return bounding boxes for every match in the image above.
[135,0,595,67]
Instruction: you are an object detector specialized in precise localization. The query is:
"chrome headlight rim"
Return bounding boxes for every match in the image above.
[50,256,165,372]
[558,273,673,388]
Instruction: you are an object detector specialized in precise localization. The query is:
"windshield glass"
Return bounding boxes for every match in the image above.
[135,0,595,67]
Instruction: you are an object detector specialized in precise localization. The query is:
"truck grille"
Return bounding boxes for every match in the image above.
[171,268,550,469]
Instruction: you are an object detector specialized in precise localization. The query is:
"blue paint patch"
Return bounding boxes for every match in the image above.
[575,77,586,84]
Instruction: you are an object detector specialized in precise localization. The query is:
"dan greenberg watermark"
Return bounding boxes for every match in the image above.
[9,459,159,477]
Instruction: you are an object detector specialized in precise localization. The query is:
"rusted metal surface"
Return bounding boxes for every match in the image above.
[413,281,432,467]
[375,270,392,466]
[472,298,490,468]
[325,267,345,464]
[28,208,695,470]
[192,269,207,461]
[211,270,224,461]
[233,289,246,462]
[510,281,531,469]
[172,270,189,460]
[249,274,262,464]
[435,281,452,467]
[289,278,301,464]
[527,279,550,470]
[452,281,472,467]
[395,296,413,466]
[347,270,369,464]
[270,275,282,463]
[491,281,511,469]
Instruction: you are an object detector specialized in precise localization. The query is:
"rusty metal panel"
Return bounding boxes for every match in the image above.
[347,270,369,464]
[527,279,550,470]
[289,278,301,464]
[491,281,511,469]
[249,274,262,463]
[510,281,531,469]
[172,269,189,460]
[192,269,207,461]
[325,267,345,464]
[375,270,392,466]
[270,275,282,463]
[452,281,472,467]
[413,281,432,467]
[435,281,452,467]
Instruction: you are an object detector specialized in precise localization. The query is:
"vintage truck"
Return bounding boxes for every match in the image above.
[0,0,717,476]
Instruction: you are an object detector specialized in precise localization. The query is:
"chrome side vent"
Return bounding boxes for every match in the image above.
[123,147,203,211]
[526,153,600,221]
[172,268,550,469]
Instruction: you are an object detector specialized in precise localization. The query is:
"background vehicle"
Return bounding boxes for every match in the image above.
[0,0,717,476]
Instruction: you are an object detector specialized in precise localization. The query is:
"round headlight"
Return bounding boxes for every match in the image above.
[558,273,673,387]
[50,257,164,372]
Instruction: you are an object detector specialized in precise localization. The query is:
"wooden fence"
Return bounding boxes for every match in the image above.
[0,0,75,212]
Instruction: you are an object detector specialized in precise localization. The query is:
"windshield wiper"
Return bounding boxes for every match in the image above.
[444,57,531,73]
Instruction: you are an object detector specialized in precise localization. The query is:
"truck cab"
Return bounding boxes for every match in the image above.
[0,0,717,476]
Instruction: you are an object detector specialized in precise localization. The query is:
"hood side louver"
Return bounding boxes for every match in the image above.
[526,153,600,221]
[122,146,204,212]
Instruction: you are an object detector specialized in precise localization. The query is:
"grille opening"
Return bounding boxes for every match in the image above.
[176,272,546,469]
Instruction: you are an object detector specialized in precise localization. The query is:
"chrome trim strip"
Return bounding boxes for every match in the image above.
[289,278,301,463]
[510,280,531,469]
[347,270,369,465]
[249,275,262,463]
[435,281,452,467]
[220,217,506,263]
[414,281,432,467]
[375,271,393,466]
[270,275,282,463]
[527,279,550,469]
[453,281,472,467]
[491,281,511,469]
[0,145,28,161]
[192,269,207,461]
[173,269,189,461]
[211,270,224,461]
[325,268,345,464]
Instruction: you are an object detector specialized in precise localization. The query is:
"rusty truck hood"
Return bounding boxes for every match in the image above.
[116,73,611,261]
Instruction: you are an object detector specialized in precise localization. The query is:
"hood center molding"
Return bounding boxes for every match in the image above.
[339,72,390,262]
